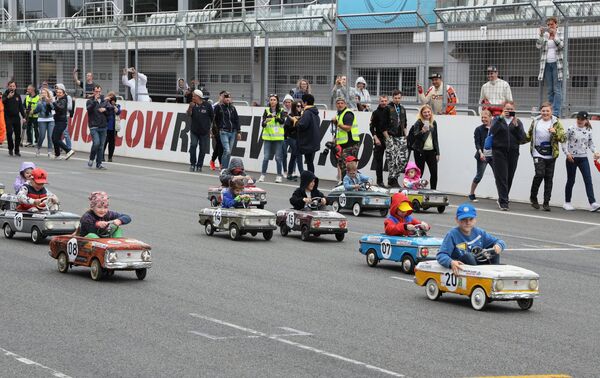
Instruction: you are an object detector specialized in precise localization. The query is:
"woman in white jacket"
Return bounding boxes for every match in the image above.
[122,67,152,102]
[353,76,371,111]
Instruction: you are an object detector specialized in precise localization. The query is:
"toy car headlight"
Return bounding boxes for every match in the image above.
[269,218,276,226]
[46,222,55,230]
[494,280,504,291]
[260,194,266,200]
[529,279,538,290]
[244,219,250,226]
[363,197,370,205]
[141,250,152,262]
[107,251,118,263]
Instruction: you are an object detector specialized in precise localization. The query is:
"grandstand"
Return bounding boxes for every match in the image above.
[0,0,598,115]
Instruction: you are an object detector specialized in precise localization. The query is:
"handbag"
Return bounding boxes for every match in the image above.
[535,143,552,156]
[114,117,121,133]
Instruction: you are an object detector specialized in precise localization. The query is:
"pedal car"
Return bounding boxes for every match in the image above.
[0,196,80,244]
[414,253,540,311]
[390,188,449,214]
[198,205,277,241]
[276,197,348,242]
[0,193,15,210]
[358,225,441,273]
[48,226,152,281]
[327,183,390,217]
[207,184,267,208]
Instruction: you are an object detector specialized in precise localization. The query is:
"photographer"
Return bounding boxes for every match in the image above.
[331,97,359,184]
[2,80,26,157]
[104,91,121,163]
[122,67,151,102]
[73,68,97,98]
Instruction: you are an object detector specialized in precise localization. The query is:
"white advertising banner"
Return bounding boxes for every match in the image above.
[70,99,600,209]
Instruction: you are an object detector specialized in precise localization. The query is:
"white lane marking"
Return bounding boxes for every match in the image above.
[390,276,414,283]
[189,327,312,340]
[0,346,71,378]
[189,313,404,377]
[505,248,588,252]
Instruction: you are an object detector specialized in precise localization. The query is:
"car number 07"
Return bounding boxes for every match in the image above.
[380,239,392,259]
[66,237,79,262]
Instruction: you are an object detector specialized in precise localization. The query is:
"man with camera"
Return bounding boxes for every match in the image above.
[331,97,360,184]
[73,68,98,98]
[122,67,152,102]
[2,80,26,157]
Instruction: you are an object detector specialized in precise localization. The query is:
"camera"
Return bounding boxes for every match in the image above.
[322,141,341,159]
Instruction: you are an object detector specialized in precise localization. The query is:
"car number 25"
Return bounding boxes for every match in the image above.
[66,237,79,262]
[441,272,465,292]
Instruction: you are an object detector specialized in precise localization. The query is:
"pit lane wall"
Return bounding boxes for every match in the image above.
[70,99,600,209]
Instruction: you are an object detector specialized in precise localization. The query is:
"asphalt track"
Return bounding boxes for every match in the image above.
[1,148,599,378]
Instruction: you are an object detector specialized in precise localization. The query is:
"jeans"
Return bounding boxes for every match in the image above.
[261,140,284,175]
[543,62,562,117]
[472,158,489,184]
[190,132,210,168]
[565,157,596,204]
[219,130,237,168]
[64,127,72,149]
[26,118,38,144]
[280,139,289,173]
[37,120,54,151]
[530,157,556,203]
[89,127,107,167]
[52,120,70,156]
[286,137,303,175]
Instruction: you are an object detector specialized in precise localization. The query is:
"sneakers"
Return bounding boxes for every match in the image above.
[542,202,551,211]
[590,202,600,212]
[15,152,21,157]
[563,202,575,211]
[530,197,540,210]
[189,165,196,172]
[65,150,75,160]
[88,160,94,168]
[196,166,203,172]
[286,175,297,181]
[497,199,509,211]
[36,149,40,157]
[97,165,107,170]
[209,160,216,171]
[108,158,113,162]
[257,175,265,182]
[48,152,53,159]
[275,175,283,183]
[468,194,478,202]
[56,156,65,160]
[8,150,13,156]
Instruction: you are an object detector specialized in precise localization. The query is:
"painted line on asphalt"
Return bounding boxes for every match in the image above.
[390,276,413,283]
[189,313,404,377]
[0,346,71,378]
[474,375,571,378]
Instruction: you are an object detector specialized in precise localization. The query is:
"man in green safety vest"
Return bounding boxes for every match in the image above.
[331,97,360,184]
[24,85,40,147]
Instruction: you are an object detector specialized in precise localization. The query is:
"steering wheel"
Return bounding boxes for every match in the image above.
[307,197,322,210]
[361,182,372,191]
[97,220,118,238]
[470,247,497,264]
[411,224,428,236]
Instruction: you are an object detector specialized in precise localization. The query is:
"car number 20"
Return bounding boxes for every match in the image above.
[67,237,79,262]
[441,272,465,292]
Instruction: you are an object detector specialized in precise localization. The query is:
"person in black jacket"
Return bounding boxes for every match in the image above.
[469,110,493,202]
[369,95,391,187]
[214,91,240,169]
[409,105,440,189]
[187,90,214,172]
[290,170,327,210]
[386,89,409,187]
[86,85,110,169]
[2,80,26,156]
[489,101,527,210]
[284,100,304,180]
[52,84,75,160]
[296,94,321,173]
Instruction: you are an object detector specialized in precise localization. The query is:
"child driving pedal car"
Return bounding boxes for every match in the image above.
[403,161,428,189]
[219,157,252,187]
[437,203,506,275]
[221,178,251,208]
[16,168,59,212]
[343,156,371,191]
[290,171,327,210]
[384,192,429,236]
[79,191,131,238]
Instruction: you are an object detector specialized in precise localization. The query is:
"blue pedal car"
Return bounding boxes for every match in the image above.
[358,226,442,273]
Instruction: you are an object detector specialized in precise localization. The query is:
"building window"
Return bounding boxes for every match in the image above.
[65,0,84,17]
[356,67,416,97]
[572,76,588,88]
[189,0,213,10]
[20,0,57,19]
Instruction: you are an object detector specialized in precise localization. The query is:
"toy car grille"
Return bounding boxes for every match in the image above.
[116,250,143,262]
[427,196,444,202]
[501,279,530,291]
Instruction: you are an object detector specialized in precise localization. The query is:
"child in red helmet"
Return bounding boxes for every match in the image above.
[16,168,59,212]
[384,192,429,236]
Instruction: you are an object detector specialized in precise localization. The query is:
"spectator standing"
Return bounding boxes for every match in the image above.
[0,95,5,145]
[52,84,75,160]
[2,80,26,156]
[280,95,294,179]
[209,91,226,171]
[104,92,121,163]
[525,102,566,211]
[258,94,285,183]
[291,79,311,101]
[73,69,98,98]
[489,101,526,211]
[63,86,74,151]
[176,78,190,103]
[537,16,567,117]
[186,90,214,172]
[387,90,409,187]
[353,77,371,111]
[24,85,40,147]
[409,105,440,190]
[370,95,391,187]
[284,100,304,180]
[34,88,55,158]
[469,110,493,202]
[122,67,152,102]
[296,94,321,173]
[332,97,360,183]
[331,75,354,109]
[562,111,600,211]
[417,73,458,115]
[479,66,513,116]
[86,85,110,169]
[214,91,241,168]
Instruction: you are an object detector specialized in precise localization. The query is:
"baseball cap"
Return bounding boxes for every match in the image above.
[429,73,442,79]
[576,111,589,120]
[345,155,358,163]
[335,97,347,103]
[456,203,477,220]
[398,201,412,212]
[486,66,498,72]
[31,168,48,184]
[193,89,203,98]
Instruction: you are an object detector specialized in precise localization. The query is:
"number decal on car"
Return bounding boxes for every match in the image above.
[66,238,79,262]
[339,193,346,207]
[13,213,23,231]
[441,272,465,292]
[380,239,392,259]
[286,212,295,229]
[213,208,222,225]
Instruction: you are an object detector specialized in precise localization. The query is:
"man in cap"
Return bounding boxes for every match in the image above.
[479,66,513,116]
[417,73,458,115]
[187,89,214,172]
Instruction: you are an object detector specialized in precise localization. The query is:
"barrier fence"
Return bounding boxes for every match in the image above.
[0,1,600,115]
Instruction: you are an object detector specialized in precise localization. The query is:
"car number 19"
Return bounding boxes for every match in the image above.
[286,212,295,229]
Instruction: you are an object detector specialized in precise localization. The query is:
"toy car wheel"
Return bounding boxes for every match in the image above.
[470,286,488,311]
[135,268,147,280]
[425,279,441,300]
[437,206,446,214]
[57,252,69,273]
[379,208,388,217]
[279,225,289,236]
[335,233,345,242]
[210,197,219,207]
[352,202,362,217]
[229,223,241,241]
[411,200,421,213]
[3,224,14,239]
[517,298,534,310]
[205,222,215,236]
[366,249,378,267]
[401,255,415,274]
[257,204,265,209]
[31,226,45,244]
[263,230,273,241]
[331,201,340,212]
[90,258,103,281]
[300,225,310,241]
